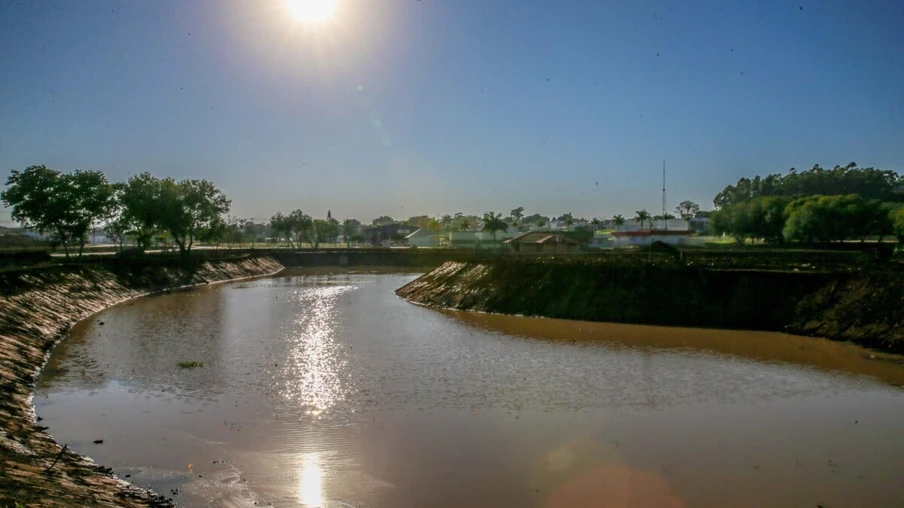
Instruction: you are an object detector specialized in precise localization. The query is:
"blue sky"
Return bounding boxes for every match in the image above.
[2,0,902,224]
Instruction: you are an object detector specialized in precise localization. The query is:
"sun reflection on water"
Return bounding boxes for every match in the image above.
[282,283,355,417]
[298,452,325,507]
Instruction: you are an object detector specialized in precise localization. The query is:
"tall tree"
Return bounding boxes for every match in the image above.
[118,172,165,252]
[342,219,356,247]
[612,214,625,231]
[510,206,525,224]
[481,211,508,251]
[288,210,312,248]
[714,163,903,208]
[675,200,701,223]
[158,178,231,256]
[307,218,339,249]
[269,212,293,247]
[2,165,115,258]
[634,210,651,229]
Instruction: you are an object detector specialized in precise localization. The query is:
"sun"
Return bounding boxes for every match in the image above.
[285,0,338,23]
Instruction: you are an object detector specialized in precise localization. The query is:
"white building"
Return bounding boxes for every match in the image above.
[611,229,693,248]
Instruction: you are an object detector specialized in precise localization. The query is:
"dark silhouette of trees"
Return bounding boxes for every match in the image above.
[2,165,115,258]
[714,163,903,209]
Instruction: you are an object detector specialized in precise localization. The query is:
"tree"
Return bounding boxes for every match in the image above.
[157,178,231,256]
[426,217,442,234]
[288,210,312,248]
[782,195,867,244]
[675,200,700,223]
[105,213,131,255]
[634,210,651,229]
[510,207,525,224]
[713,196,791,245]
[307,218,339,249]
[342,219,356,247]
[199,215,228,250]
[612,214,625,231]
[118,172,165,252]
[2,165,115,259]
[892,206,904,243]
[482,211,508,251]
[714,163,903,208]
[270,212,293,247]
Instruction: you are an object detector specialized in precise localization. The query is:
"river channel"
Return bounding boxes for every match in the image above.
[35,271,904,507]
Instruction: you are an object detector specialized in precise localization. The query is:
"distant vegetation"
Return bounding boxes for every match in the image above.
[2,166,229,258]
[711,163,904,245]
[4,161,904,259]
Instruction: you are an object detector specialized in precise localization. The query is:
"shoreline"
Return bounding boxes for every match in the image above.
[0,256,283,507]
[396,260,904,354]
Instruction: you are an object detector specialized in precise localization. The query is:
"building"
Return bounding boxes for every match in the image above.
[689,217,710,234]
[611,229,692,248]
[404,228,438,248]
[445,227,519,250]
[504,231,584,254]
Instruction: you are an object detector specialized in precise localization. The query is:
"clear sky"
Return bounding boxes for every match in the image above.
[1,0,902,225]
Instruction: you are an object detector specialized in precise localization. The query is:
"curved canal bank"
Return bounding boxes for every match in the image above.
[0,256,283,507]
[396,260,904,353]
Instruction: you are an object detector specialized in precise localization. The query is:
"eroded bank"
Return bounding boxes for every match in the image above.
[396,260,904,353]
[0,256,283,507]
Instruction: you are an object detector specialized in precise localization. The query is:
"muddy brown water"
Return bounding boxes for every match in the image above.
[35,271,904,507]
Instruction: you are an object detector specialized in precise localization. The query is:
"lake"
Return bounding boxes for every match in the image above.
[35,271,904,507]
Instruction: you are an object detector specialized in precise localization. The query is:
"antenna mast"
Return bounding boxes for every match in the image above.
[661,160,667,231]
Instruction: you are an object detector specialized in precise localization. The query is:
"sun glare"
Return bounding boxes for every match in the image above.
[285,0,338,23]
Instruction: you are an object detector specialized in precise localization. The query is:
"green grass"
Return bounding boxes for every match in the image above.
[177,361,204,369]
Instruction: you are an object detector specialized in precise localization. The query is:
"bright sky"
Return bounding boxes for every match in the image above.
[1,0,902,224]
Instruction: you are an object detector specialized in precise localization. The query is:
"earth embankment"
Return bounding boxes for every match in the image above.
[396,259,904,353]
[0,255,283,507]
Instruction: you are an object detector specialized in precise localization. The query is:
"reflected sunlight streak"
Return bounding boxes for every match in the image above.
[298,453,325,507]
[283,284,355,416]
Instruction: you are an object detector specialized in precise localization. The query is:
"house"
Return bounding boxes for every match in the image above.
[504,231,584,254]
[404,228,438,248]
[611,229,692,248]
[362,223,410,247]
[446,227,519,250]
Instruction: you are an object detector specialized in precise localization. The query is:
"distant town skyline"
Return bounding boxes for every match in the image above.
[2,0,903,224]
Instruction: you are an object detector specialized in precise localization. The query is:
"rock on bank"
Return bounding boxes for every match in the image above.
[0,256,283,507]
[396,260,904,353]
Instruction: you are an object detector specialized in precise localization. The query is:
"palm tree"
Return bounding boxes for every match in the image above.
[482,211,508,252]
[634,210,651,229]
[612,214,625,231]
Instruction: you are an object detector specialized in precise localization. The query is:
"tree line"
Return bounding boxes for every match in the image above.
[2,166,229,258]
[713,163,903,208]
[711,163,904,245]
[269,210,342,249]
